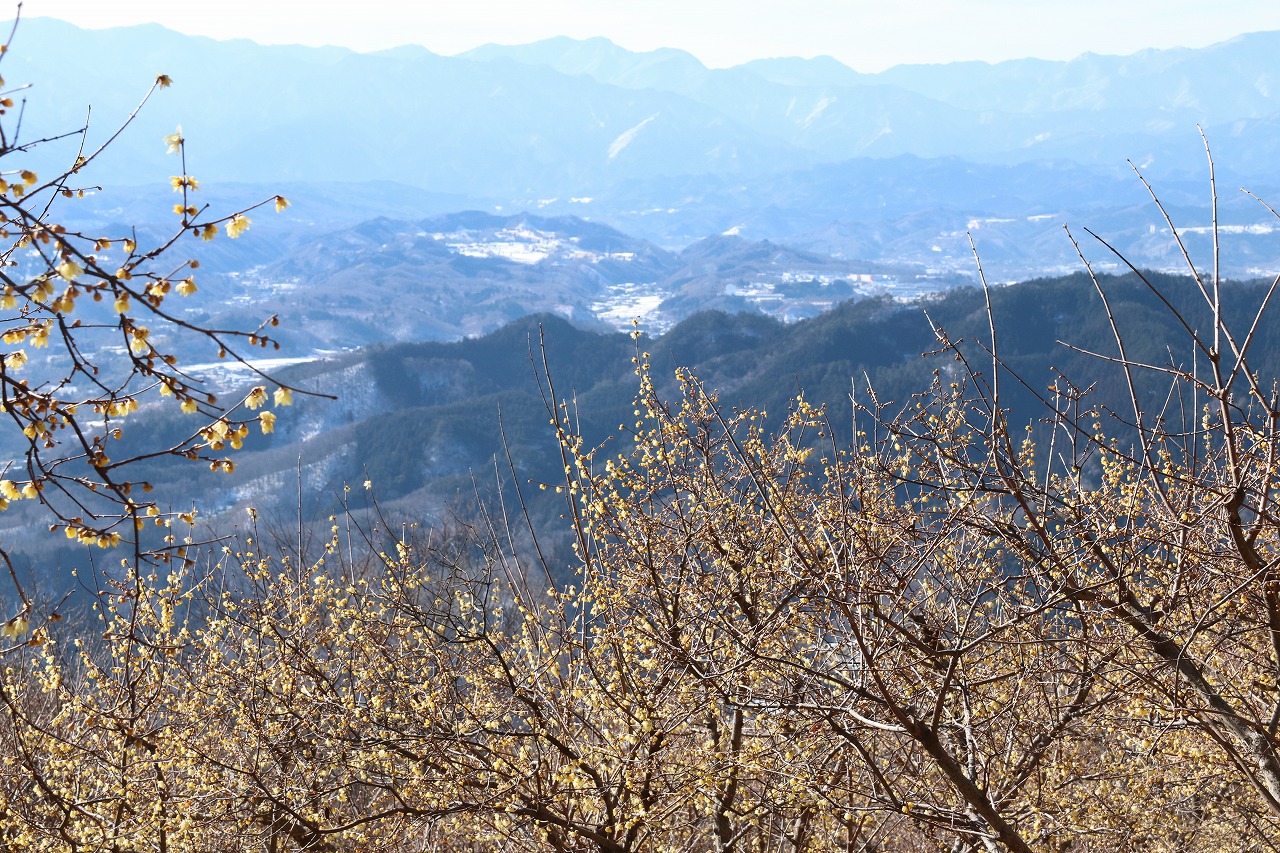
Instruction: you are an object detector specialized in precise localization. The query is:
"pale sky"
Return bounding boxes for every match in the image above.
[26,0,1280,71]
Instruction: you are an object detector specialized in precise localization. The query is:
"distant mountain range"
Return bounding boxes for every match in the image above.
[171,211,938,353]
[17,19,1280,187]
[9,17,1280,281]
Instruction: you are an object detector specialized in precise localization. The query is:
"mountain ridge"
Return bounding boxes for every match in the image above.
[13,17,1280,190]
[7,17,1280,289]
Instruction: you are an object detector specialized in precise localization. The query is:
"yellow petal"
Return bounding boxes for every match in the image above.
[226,214,251,238]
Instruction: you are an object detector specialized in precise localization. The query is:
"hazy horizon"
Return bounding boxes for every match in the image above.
[22,0,1280,72]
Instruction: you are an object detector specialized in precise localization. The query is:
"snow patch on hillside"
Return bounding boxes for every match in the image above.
[427,225,645,266]
[433,225,568,264]
[609,115,658,160]
[592,282,671,332]
[802,96,833,128]
[1175,223,1277,236]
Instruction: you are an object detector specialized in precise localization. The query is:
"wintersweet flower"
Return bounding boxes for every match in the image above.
[164,126,183,154]
[226,214,251,238]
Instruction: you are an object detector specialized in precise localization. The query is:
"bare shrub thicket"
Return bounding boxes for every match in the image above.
[0,18,1277,849]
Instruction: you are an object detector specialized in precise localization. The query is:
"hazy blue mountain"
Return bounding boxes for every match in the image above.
[876,33,1280,121]
[460,37,1024,163]
[7,17,1280,288]
[736,56,870,89]
[458,32,1280,173]
[15,18,1280,197]
[461,36,711,92]
[10,18,798,196]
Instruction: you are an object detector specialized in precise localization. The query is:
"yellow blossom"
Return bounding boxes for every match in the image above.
[164,126,183,154]
[273,387,293,406]
[226,214,251,238]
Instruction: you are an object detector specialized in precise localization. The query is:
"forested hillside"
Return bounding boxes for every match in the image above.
[10,269,1273,598]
